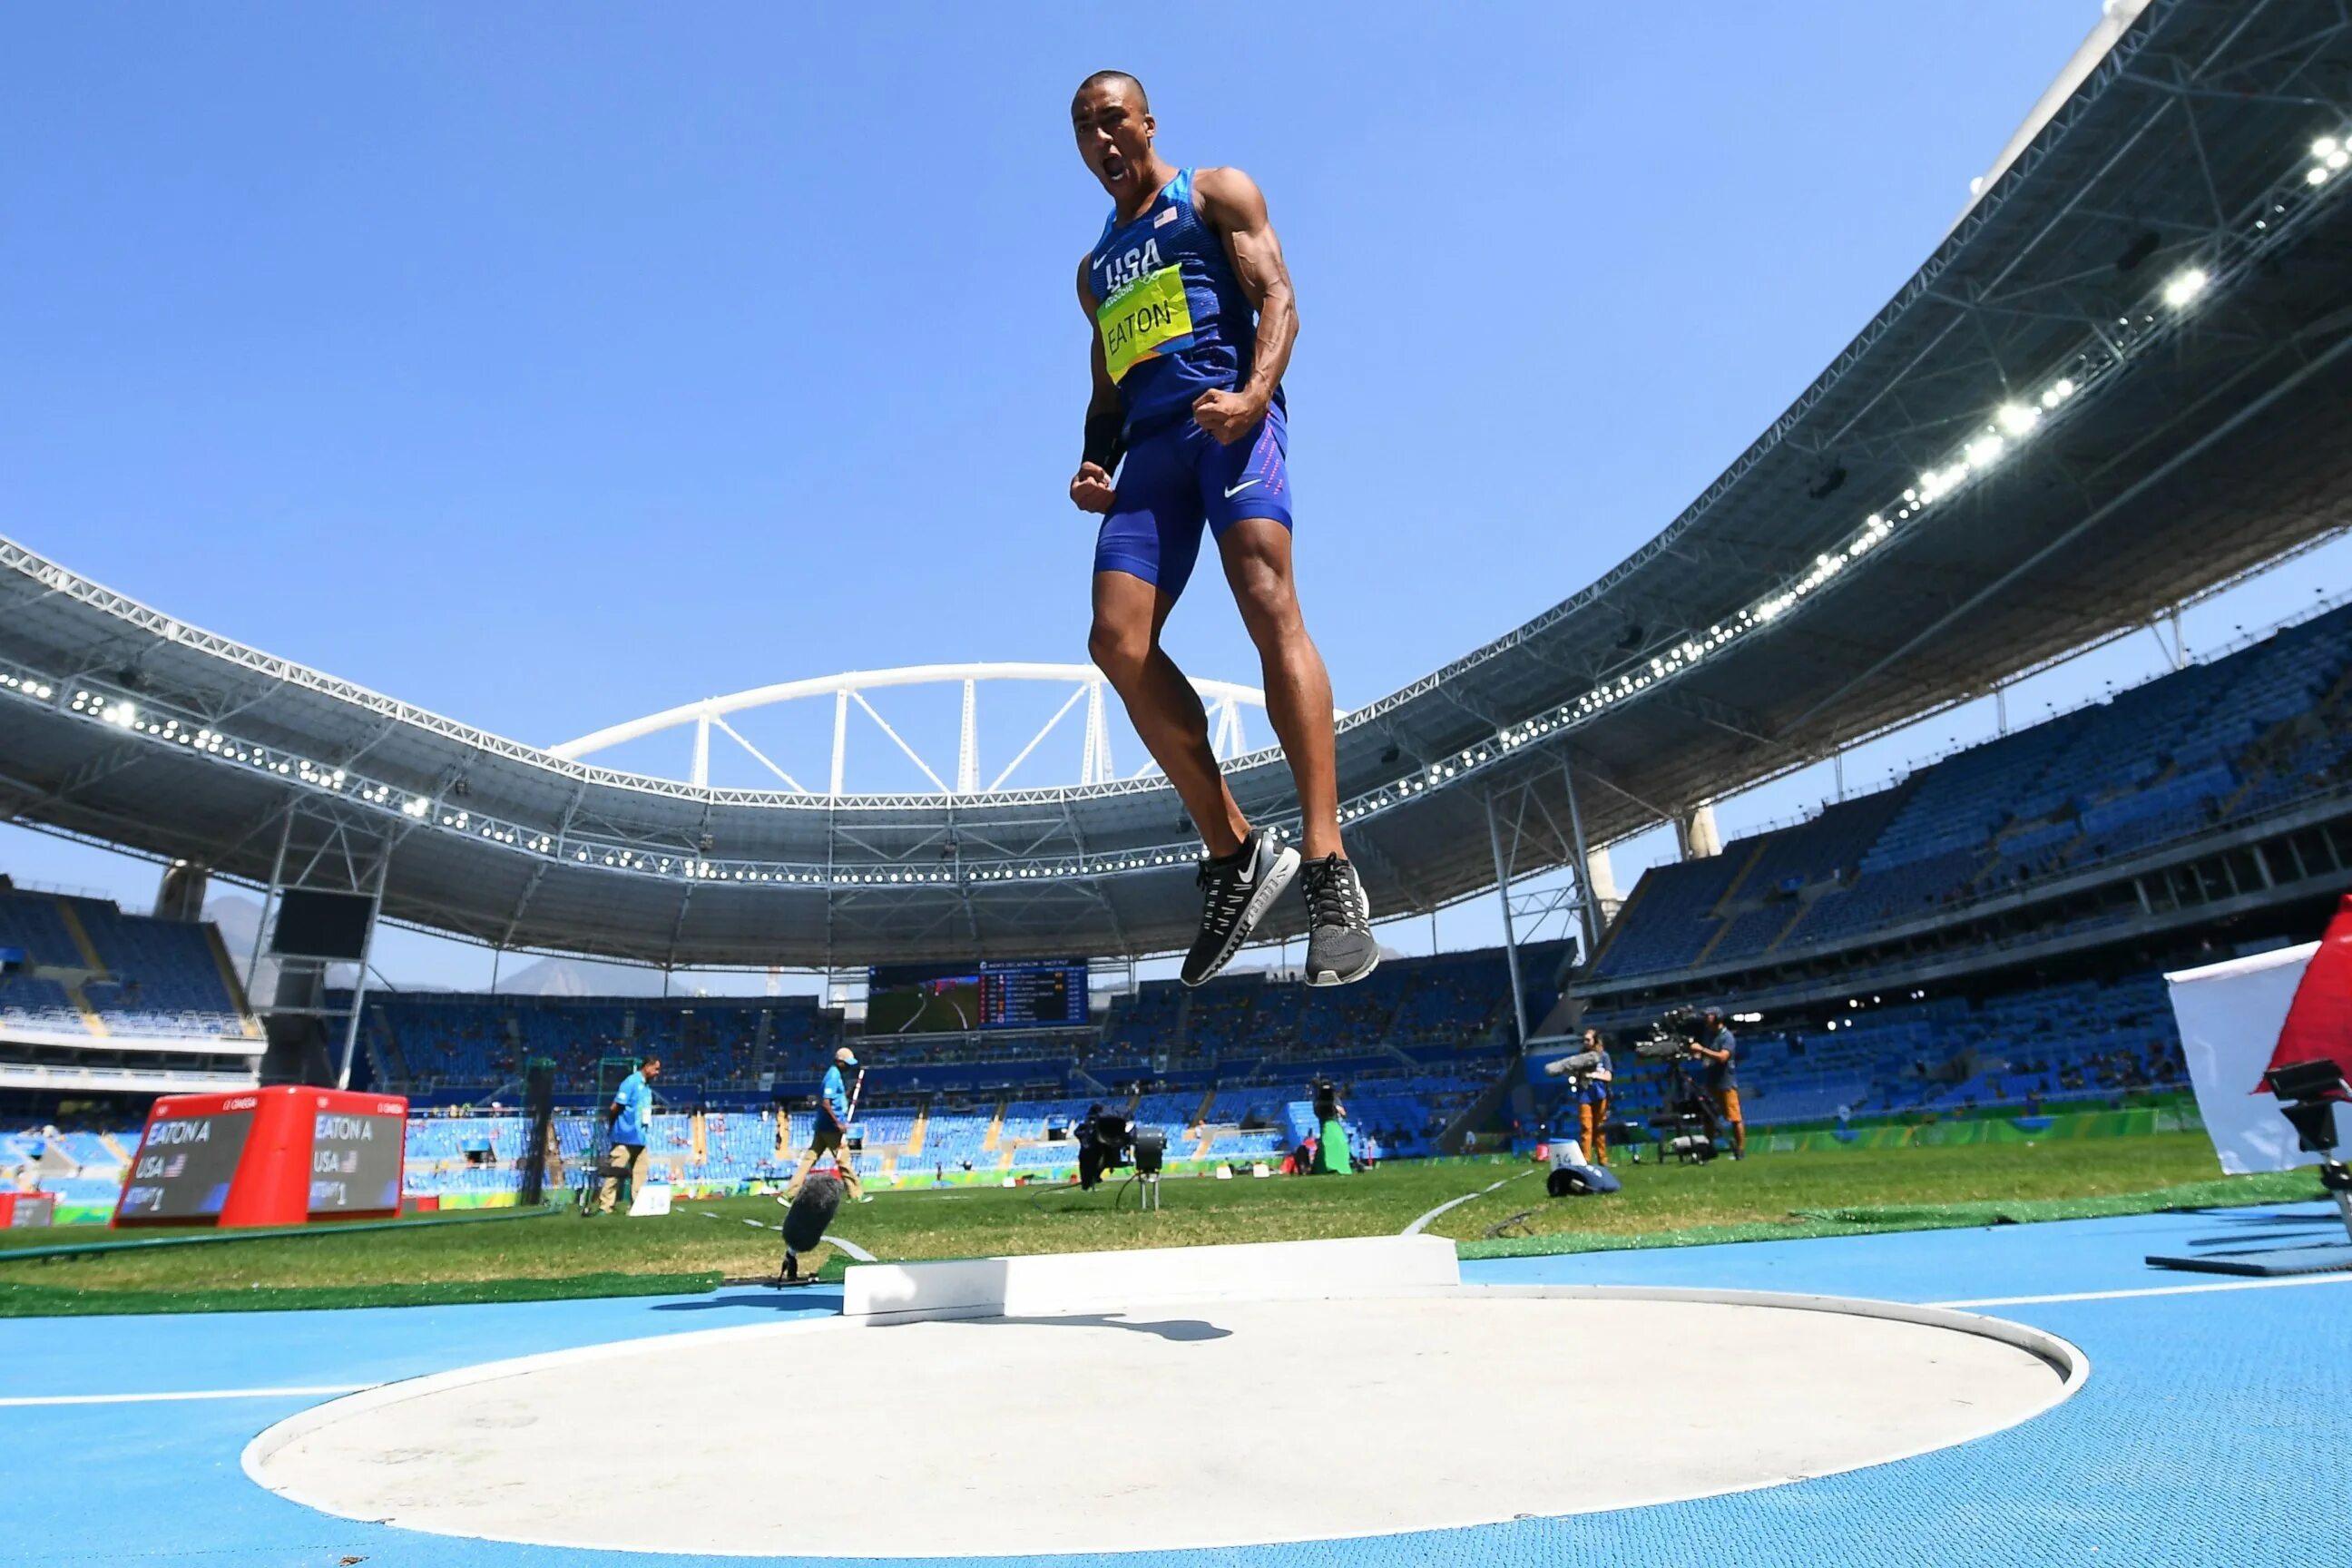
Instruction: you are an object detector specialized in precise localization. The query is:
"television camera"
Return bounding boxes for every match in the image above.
[1076,1105,1166,1208]
[2266,1058,2352,1242]
[1631,1005,1706,1061]
[1631,1007,1728,1161]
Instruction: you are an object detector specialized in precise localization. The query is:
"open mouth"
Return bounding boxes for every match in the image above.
[1102,149,1129,181]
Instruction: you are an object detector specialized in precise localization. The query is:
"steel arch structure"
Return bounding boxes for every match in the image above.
[548,663,1318,795]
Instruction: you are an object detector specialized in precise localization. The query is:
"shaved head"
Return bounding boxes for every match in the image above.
[1072,70,1161,201]
[1074,70,1148,113]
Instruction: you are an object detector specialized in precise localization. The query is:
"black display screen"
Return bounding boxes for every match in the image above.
[116,1105,256,1220]
[270,890,376,961]
[307,1104,406,1214]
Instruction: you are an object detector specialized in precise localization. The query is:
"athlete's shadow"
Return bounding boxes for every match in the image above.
[926,1312,1231,1342]
[652,1288,844,1313]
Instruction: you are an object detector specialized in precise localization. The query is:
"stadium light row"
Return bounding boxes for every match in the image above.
[5,121,2346,897]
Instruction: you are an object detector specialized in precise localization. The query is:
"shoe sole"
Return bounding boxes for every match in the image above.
[1181,846,1301,987]
[1306,947,1381,988]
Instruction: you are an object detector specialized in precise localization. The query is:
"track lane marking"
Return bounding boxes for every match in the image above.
[1933,1271,2352,1308]
[0,1384,374,1407]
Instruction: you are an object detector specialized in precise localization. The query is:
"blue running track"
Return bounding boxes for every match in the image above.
[5,1206,2347,1566]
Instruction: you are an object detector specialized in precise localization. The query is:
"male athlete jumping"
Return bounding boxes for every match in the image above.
[1068,70,1376,988]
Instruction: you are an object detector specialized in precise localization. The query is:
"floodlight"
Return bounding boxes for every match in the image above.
[2312,167,2333,187]
[2318,137,2342,160]
[1995,403,2039,436]
[2161,268,2210,309]
[2332,151,2350,172]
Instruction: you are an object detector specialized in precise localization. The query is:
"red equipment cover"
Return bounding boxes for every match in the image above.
[113,1085,407,1229]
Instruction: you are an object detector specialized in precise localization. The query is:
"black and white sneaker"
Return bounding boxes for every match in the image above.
[1181,831,1300,987]
[1301,855,1378,987]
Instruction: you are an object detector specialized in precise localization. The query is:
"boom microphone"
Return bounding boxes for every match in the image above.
[781,1172,844,1254]
[1543,1051,1602,1078]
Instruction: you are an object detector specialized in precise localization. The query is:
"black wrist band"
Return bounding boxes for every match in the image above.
[1083,409,1125,473]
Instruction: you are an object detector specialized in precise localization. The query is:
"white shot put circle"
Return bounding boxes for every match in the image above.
[244,1285,2084,1557]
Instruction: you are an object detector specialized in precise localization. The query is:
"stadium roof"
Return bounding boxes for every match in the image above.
[4,0,2350,970]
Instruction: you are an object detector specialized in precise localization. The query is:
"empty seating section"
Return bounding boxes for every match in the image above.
[1592,607,2352,981]
[0,971,79,1031]
[0,889,251,1040]
[1586,968,2187,1129]
[370,995,839,1092]
[68,901,249,1037]
[1129,1091,1200,1138]
[0,894,84,968]
[1587,852,1748,978]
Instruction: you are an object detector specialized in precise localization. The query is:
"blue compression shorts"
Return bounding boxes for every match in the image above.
[1093,403,1292,602]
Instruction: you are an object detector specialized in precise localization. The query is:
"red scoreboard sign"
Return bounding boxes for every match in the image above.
[113,1085,407,1229]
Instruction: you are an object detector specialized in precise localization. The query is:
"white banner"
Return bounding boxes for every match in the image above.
[2166,943,2320,1176]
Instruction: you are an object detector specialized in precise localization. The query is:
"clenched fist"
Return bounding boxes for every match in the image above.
[1070,461,1117,514]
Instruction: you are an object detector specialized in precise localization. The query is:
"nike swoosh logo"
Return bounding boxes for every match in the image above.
[1224,479,1260,498]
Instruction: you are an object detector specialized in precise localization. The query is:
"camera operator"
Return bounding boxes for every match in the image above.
[1575,1028,1614,1167]
[1076,1102,1122,1191]
[1688,1008,1745,1160]
[1311,1077,1353,1174]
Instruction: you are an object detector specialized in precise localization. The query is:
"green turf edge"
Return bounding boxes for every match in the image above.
[1453,1171,2325,1259]
[0,1269,724,1318]
[0,1203,559,1262]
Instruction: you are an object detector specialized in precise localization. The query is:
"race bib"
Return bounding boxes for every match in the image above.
[1097,265,1193,384]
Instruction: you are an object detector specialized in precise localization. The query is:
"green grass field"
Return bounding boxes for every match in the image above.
[0,1132,2318,1315]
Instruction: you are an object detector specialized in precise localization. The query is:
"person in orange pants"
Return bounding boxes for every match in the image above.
[1575,1027,1614,1166]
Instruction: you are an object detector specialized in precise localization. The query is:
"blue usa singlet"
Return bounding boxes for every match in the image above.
[1088,168,1279,437]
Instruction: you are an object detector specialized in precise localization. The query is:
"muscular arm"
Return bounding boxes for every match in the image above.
[1193,165,1298,414]
[1077,259,1121,455]
[1071,258,1120,511]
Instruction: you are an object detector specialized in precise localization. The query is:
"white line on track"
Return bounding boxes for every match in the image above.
[1932,1270,2352,1308]
[0,1385,375,1407]
[1404,1169,1536,1235]
[699,1208,876,1261]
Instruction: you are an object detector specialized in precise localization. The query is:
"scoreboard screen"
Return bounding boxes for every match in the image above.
[867,958,1088,1033]
[117,1101,258,1220]
[307,1101,407,1215]
[979,958,1088,1030]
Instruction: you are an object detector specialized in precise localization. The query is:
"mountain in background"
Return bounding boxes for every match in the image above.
[492,955,678,998]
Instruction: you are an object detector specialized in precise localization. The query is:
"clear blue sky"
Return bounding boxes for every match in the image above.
[5,3,2336,986]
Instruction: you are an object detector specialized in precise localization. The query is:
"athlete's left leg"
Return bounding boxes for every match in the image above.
[1215,519,1340,860]
[1201,407,1375,985]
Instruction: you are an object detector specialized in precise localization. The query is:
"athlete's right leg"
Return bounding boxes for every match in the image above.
[1092,431,1297,985]
[1088,571,1247,856]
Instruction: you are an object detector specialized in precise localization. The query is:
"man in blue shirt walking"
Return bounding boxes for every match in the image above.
[596,1055,661,1215]
[784,1046,865,1203]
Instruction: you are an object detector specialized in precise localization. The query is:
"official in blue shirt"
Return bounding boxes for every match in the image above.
[785,1046,866,1202]
[596,1055,662,1215]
